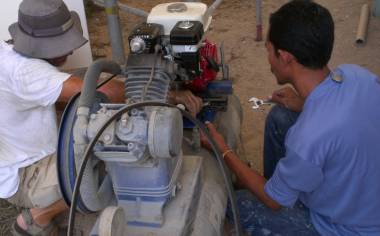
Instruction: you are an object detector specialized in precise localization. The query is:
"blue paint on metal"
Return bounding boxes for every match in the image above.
[57,94,92,213]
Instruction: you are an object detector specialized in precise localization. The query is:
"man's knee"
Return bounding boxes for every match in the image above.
[265,105,299,135]
[7,154,62,209]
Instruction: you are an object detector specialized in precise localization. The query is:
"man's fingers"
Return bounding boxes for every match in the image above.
[195,96,203,113]
[187,94,197,115]
[184,93,197,116]
[270,93,286,105]
[174,90,203,116]
[194,97,202,113]
[188,93,203,115]
[272,90,289,100]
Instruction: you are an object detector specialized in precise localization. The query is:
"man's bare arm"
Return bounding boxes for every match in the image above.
[223,150,281,210]
[201,122,281,210]
[58,75,125,103]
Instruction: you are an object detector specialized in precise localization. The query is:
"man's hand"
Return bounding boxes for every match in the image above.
[201,121,281,210]
[270,86,304,112]
[168,90,203,116]
[200,122,229,153]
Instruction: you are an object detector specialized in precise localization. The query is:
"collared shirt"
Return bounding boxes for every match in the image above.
[0,41,70,198]
[265,64,380,235]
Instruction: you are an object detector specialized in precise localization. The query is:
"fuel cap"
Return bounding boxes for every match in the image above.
[167,3,188,13]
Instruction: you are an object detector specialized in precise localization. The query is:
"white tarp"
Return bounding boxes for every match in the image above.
[0,0,93,69]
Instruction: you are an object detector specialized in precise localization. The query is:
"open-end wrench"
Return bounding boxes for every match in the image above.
[248,97,274,110]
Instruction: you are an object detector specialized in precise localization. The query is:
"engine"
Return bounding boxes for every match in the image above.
[58,2,238,236]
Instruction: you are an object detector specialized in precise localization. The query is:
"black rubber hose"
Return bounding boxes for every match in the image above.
[96,74,118,89]
[78,59,121,109]
[67,102,242,236]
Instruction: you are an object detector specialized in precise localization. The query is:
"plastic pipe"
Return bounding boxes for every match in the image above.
[205,0,224,18]
[92,0,105,8]
[255,0,263,41]
[92,0,148,18]
[356,4,370,45]
[104,0,126,65]
[117,2,148,18]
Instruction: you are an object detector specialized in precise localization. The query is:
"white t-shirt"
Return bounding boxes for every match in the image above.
[0,41,70,198]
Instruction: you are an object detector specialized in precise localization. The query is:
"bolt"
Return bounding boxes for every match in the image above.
[121,114,128,124]
[121,119,127,127]
[103,134,111,142]
[131,109,138,116]
[177,104,185,110]
[100,106,107,113]
[177,183,182,191]
[90,114,97,120]
[127,143,135,150]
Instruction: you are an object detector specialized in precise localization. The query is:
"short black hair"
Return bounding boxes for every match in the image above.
[268,0,334,69]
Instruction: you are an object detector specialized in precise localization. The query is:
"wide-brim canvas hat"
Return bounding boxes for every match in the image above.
[8,0,88,59]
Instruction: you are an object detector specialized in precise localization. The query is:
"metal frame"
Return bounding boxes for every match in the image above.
[93,0,264,64]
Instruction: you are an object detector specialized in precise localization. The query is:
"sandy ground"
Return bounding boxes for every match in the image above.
[1,0,379,235]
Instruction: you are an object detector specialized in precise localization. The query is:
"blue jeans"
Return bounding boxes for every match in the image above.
[263,105,299,179]
[227,190,319,236]
[227,106,320,235]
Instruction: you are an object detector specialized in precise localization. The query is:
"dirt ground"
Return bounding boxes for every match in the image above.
[1,0,380,235]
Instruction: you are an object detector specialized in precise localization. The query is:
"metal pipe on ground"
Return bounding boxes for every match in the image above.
[374,0,380,18]
[104,0,126,65]
[255,0,263,41]
[356,4,370,45]
[117,2,148,18]
[92,0,148,18]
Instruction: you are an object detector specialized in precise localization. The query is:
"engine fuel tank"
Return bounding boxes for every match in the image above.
[147,2,212,35]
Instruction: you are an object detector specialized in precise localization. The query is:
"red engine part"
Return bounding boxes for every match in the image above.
[189,39,219,92]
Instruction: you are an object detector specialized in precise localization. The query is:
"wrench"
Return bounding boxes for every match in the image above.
[248,97,274,110]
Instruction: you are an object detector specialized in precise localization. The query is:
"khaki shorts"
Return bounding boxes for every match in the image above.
[7,154,62,209]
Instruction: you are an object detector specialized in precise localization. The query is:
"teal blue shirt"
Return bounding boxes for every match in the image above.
[265,65,380,235]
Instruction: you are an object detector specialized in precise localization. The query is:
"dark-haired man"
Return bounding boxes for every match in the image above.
[202,1,380,235]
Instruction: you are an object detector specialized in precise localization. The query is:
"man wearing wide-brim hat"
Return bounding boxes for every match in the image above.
[0,0,125,235]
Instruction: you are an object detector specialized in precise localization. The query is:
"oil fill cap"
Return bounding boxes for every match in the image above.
[178,21,194,29]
